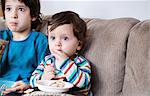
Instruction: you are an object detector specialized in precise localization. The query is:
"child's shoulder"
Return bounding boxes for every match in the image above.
[31,31,47,38]
[43,54,55,64]
[30,31,48,42]
[0,29,11,34]
[75,55,89,63]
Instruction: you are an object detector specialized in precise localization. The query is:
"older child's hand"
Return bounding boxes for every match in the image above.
[41,65,55,80]
[51,49,68,69]
[2,81,31,95]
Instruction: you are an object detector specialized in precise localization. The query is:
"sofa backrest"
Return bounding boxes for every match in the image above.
[123,20,150,96]
[84,18,139,96]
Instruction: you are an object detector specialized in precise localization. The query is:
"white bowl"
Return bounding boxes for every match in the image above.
[36,80,73,93]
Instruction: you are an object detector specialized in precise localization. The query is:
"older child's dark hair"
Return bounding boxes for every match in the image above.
[48,11,87,49]
[1,0,41,29]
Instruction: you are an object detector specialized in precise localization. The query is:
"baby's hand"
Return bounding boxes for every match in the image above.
[51,49,68,69]
[41,65,55,80]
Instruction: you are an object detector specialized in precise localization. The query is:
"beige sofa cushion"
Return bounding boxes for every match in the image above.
[123,20,150,96]
[84,18,139,96]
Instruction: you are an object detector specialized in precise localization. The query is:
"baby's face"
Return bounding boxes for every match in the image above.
[48,24,81,57]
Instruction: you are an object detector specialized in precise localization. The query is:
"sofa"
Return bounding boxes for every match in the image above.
[1,16,150,96]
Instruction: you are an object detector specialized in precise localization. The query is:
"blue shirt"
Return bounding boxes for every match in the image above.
[0,30,48,84]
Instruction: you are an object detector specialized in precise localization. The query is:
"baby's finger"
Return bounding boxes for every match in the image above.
[53,49,63,55]
[54,50,67,58]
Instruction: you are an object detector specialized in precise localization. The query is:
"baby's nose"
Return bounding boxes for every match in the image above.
[55,41,61,47]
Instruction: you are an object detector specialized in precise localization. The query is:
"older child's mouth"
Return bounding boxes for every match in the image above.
[9,22,18,26]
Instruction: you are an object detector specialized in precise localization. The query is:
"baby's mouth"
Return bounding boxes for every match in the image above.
[57,49,62,52]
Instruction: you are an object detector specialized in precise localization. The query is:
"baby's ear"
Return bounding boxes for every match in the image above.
[32,17,37,21]
[77,41,82,51]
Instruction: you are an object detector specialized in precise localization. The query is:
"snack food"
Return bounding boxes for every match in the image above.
[36,80,73,93]
[48,80,65,88]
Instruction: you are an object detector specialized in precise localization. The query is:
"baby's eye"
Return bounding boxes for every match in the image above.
[50,36,55,40]
[5,7,11,12]
[63,37,69,41]
[18,8,25,12]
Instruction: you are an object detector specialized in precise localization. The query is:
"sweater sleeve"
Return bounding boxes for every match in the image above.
[35,33,48,64]
[30,60,45,87]
[58,56,91,88]
[30,55,54,87]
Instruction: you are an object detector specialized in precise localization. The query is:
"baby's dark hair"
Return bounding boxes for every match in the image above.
[1,0,41,29]
[48,11,87,49]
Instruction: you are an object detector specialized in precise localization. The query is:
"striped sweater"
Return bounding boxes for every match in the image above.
[30,54,91,92]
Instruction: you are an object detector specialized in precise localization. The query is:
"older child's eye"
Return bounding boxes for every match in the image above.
[18,8,25,12]
[5,7,11,12]
[50,36,55,40]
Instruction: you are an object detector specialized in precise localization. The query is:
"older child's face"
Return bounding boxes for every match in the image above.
[48,24,81,57]
[4,0,32,33]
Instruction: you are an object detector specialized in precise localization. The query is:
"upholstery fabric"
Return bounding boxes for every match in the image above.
[84,18,139,96]
[123,20,150,96]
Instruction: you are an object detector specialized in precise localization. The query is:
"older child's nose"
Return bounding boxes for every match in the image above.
[11,10,18,19]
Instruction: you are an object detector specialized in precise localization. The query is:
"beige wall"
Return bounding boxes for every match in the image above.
[41,0,148,20]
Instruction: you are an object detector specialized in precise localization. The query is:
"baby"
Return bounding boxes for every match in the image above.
[30,11,92,95]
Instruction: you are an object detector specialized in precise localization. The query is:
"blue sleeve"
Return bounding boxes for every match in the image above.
[35,33,48,65]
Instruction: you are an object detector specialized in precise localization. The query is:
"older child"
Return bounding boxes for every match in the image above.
[0,0,48,94]
[30,11,91,95]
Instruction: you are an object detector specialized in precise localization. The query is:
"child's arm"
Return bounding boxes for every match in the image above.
[41,65,55,80]
[58,56,91,88]
[2,81,31,95]
[30,61,45,87]
[30,55,55,87]
[35,33,49,64]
